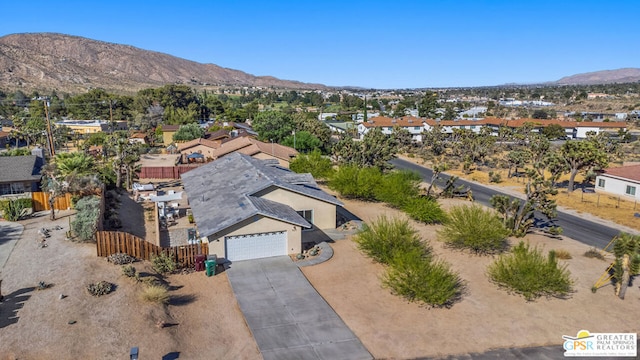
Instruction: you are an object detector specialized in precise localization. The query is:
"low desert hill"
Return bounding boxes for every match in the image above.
[555,68,640,85]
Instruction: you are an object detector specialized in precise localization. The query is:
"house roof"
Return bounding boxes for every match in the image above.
[361,116,424,128]
[176,138,221,152]
[602,165,640,182]
[161,125,180,132]
[129,133,147,139]
[212,137,298,161]
[205,129,230,141]
[0,155,43,183]
[181,152,342,238]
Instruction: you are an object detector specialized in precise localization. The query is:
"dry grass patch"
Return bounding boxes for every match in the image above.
[140,285,170,305]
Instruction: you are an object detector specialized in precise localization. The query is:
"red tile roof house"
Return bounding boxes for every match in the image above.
[595,164,640,201]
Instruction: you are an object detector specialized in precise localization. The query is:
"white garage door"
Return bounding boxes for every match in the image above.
[225,231,287,261]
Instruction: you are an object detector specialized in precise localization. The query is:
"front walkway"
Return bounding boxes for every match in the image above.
[226,256,372,360]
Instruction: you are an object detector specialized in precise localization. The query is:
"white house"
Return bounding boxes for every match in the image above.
[595,165,640,201]
[358,116,426,142]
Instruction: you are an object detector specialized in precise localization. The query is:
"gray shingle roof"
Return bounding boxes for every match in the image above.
[0,155,43,183]
[181,152,342,238]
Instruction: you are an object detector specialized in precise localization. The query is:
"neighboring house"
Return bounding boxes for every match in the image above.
[595,165,640,201]
[358,116,427,142]
[211,137,298,167]
[128,133,149,145]
[177,138,222,160]
[0,155,43,197]
[357,116,628,141]
[54,120,127,134]
[204,129,231,141]
[160,125,180,145]
[181,153,343,261]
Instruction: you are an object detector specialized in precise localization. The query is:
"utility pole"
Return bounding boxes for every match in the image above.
[43,100,55,157]
[109,100,114,133]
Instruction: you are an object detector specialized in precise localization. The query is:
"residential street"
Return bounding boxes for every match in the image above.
[390,158,637,250]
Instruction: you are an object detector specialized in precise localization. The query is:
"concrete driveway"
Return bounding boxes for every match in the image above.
[226,256,372,360]
[0,222,24,271]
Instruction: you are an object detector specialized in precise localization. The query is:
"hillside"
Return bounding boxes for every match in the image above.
[555,68,640,85]
[0,33,325,93]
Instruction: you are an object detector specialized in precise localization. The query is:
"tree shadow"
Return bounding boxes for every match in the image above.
[0,223,22,247]
[169,294,196,307]
[0,287,35,329]
[161,352,180,360]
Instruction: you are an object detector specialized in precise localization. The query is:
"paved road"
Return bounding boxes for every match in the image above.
[226,256,372,360]
[391,158,629,249]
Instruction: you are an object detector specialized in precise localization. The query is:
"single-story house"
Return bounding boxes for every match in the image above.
[177,138,221,161]
[181,152,343,262]
[0,155,44,197]
[211,136,298,167]
[160,125,180,145]
[128,133,149,145]
[595,165,640,201]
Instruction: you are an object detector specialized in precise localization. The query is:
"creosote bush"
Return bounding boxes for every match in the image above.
[553,249,572,260]
[438,204,510,254]
[71,196,101,242]
[402,196,447,224]
[354,216,427,265]
[355,216,462,307]
[151,252,177,274]
[122,265,136,278]
[487,241,573,301]
[383,249,462,308]
[140,285,170,305]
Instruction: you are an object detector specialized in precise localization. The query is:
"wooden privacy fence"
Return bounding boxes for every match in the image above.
[139,165,200,179]
[31,192,72,212]
[95,231,209,267]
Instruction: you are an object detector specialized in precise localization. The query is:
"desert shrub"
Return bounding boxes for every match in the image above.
[487,241,573,301]
[583,248,605,260]
[71,196,101,242]
[488,171,502,183]
[107,253,136,265]
[122,265,136,278]
[438,204,510,254]
[140,285,170,305]
[141,276,162,287]
[383,249,462,308]
[354,216,428,265]
[328,165,381,200]
[402,197,447,224]
[87,281,114,296]
[373,170,421,208]
[553,249,572,260]
[151,252,177,274]
[0,197,31,221]
[289,149,334,180]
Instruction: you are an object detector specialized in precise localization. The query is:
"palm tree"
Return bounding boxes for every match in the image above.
[612,233,640,299]
[41,152,100,220]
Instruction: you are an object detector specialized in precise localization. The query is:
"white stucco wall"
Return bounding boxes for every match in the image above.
[595,175,640,200]
[205,215,302,259]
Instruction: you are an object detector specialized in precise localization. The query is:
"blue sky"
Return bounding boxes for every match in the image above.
[1,0,638,89]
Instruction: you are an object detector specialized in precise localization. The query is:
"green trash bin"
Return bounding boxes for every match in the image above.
[205,259,217,277]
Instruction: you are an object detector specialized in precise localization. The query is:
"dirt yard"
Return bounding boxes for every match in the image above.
[302,197,640,359]
[0,212,259,360]
[1,176,638,359]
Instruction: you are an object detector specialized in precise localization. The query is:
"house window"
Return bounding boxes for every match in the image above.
[0,182,25,195]
[414,127,421,131]
[626,185,636,196]
[297,210,313,224]
[597,179,605,188]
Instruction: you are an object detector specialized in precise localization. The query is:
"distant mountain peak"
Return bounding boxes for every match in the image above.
[0,32,326,93]
[555,68,640,85]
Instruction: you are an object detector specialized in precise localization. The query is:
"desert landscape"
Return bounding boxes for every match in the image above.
[1,188,638,359]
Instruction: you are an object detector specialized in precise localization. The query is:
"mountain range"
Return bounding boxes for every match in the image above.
[0,32,638,93]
